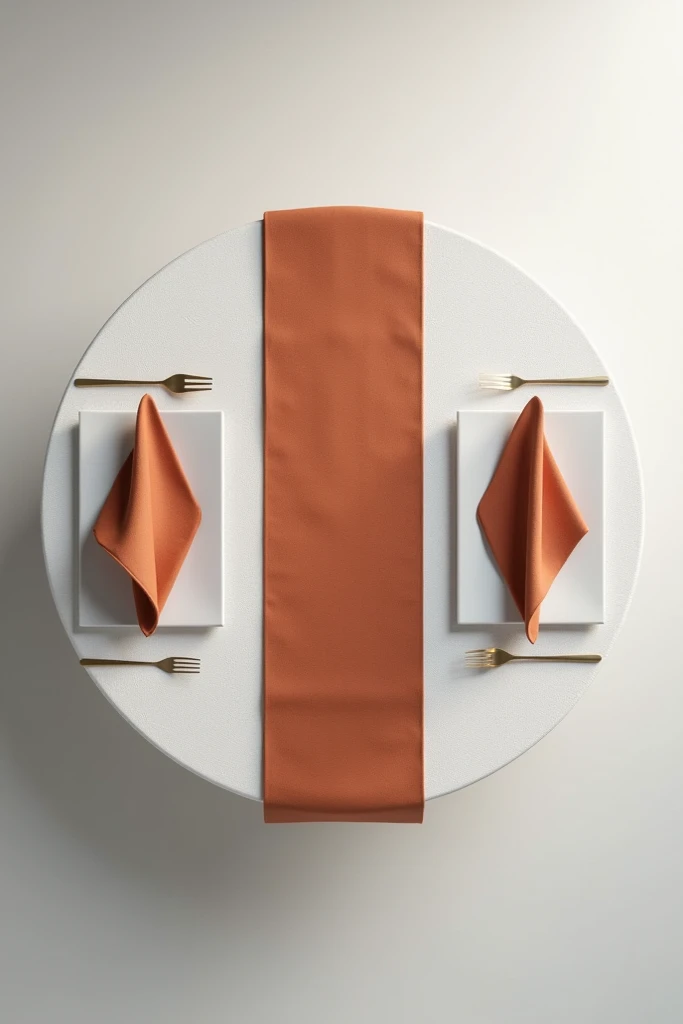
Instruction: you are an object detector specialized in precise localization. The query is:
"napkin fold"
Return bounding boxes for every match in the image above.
[94,394,201,636]
[476,396,588,642]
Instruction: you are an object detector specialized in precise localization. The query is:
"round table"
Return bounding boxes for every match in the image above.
[42,221,643,801]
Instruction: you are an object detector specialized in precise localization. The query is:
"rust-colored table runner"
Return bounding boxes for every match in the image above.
[263,207,424,822]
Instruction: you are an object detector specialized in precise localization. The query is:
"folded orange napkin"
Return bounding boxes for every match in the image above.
[94,394,201,636]
[476,396,588,642]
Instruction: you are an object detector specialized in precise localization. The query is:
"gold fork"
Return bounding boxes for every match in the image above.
[466,648,601,669]
[80,657,200,674]
[74,374,212,395]
[479,374,609,391]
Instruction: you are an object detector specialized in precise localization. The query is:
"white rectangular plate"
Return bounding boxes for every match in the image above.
[79,410,224,628]
[456,410,604,626]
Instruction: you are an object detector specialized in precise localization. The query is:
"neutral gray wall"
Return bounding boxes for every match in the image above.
[1,1,681,1021]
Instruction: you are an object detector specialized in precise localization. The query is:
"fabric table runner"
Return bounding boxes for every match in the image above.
[263,206,424,822]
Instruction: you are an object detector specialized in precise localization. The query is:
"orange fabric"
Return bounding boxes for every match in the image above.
[263,206,424,823]
[94,394,202,636]
[477,396,588,643]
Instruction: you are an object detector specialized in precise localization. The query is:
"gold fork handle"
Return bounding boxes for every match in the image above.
[512,654,602,663]
[525,376,609,386]
[80,658,155,667]
[74,378,159,387]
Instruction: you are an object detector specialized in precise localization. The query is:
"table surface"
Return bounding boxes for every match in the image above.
[42,220,643,801]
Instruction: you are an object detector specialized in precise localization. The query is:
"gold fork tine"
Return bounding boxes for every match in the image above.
[478,374,513,390]
[157,374,213,395]
[161,374,213,395]
[171,657,201,674]
[466,650,504,669]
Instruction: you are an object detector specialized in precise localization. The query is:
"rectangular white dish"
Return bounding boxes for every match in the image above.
[456,410,604,627]
[78,410,224,628]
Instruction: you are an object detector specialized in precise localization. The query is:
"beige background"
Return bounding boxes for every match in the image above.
[1,1,681,1021]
